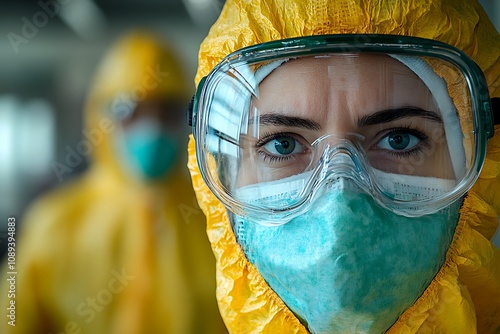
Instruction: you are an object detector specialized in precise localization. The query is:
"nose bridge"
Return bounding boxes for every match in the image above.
[315,135,369,182]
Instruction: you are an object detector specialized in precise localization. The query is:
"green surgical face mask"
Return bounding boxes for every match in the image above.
[234,177,460,334]
[119,119,180,180]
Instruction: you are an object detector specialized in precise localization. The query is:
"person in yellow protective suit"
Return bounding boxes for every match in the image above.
[186,0,500,333]
[0,31,226,334]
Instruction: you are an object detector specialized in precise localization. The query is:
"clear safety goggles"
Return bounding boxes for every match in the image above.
[189,35,498,223]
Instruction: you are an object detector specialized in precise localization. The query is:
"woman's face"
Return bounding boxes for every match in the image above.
[239,54,454,185]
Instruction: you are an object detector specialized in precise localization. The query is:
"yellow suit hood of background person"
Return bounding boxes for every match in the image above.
[85,29,190,179]
[1,31,225,334]
[187,0,500,332]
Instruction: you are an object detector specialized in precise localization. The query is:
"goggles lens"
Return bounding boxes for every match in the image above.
[193,36,492,221]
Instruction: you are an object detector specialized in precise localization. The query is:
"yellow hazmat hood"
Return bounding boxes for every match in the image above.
[188,0,500,332]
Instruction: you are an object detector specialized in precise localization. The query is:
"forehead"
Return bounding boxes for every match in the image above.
[258,53,424,83]
[255,54,434,124]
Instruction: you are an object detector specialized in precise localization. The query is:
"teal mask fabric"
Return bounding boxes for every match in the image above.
[121,120,179,180]
[234,180,460,333]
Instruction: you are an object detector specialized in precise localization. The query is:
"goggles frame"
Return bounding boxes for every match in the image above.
[189,34,495,220]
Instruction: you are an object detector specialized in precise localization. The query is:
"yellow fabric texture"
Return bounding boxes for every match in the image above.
[0,31,226,334]
[187,0,500,332]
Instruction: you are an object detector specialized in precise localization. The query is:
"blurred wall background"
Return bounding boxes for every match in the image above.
[0,0,499,259]
[0,0,224,259]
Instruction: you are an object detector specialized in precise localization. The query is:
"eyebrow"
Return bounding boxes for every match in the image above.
[256,113,321,130]
[357,107,442,127]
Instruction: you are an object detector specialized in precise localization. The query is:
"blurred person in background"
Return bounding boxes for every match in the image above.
[0,30,226,334]
[186,0,500,333]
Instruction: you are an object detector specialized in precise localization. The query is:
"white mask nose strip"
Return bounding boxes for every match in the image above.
[235,171,313,205]
[371,169,456,201]
[235,169,455,206]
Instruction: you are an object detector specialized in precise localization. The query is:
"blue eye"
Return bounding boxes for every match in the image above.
[259,134,306,158]
[378,130,422,151]
[274,137,295,154]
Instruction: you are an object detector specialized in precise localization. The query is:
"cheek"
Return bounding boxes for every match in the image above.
[364,126,455,179]
[408,127,455,179]
[429,135,455,179]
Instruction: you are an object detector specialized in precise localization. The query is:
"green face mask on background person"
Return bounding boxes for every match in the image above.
[119,118,180,180]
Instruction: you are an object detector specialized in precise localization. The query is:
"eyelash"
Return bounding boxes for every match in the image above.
[255,132,306,162]
[253,126,430,163]
[380,126,430,158]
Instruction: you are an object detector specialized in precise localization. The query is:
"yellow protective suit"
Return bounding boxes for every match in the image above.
[0,31,226,334]
[187,0,500,332]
